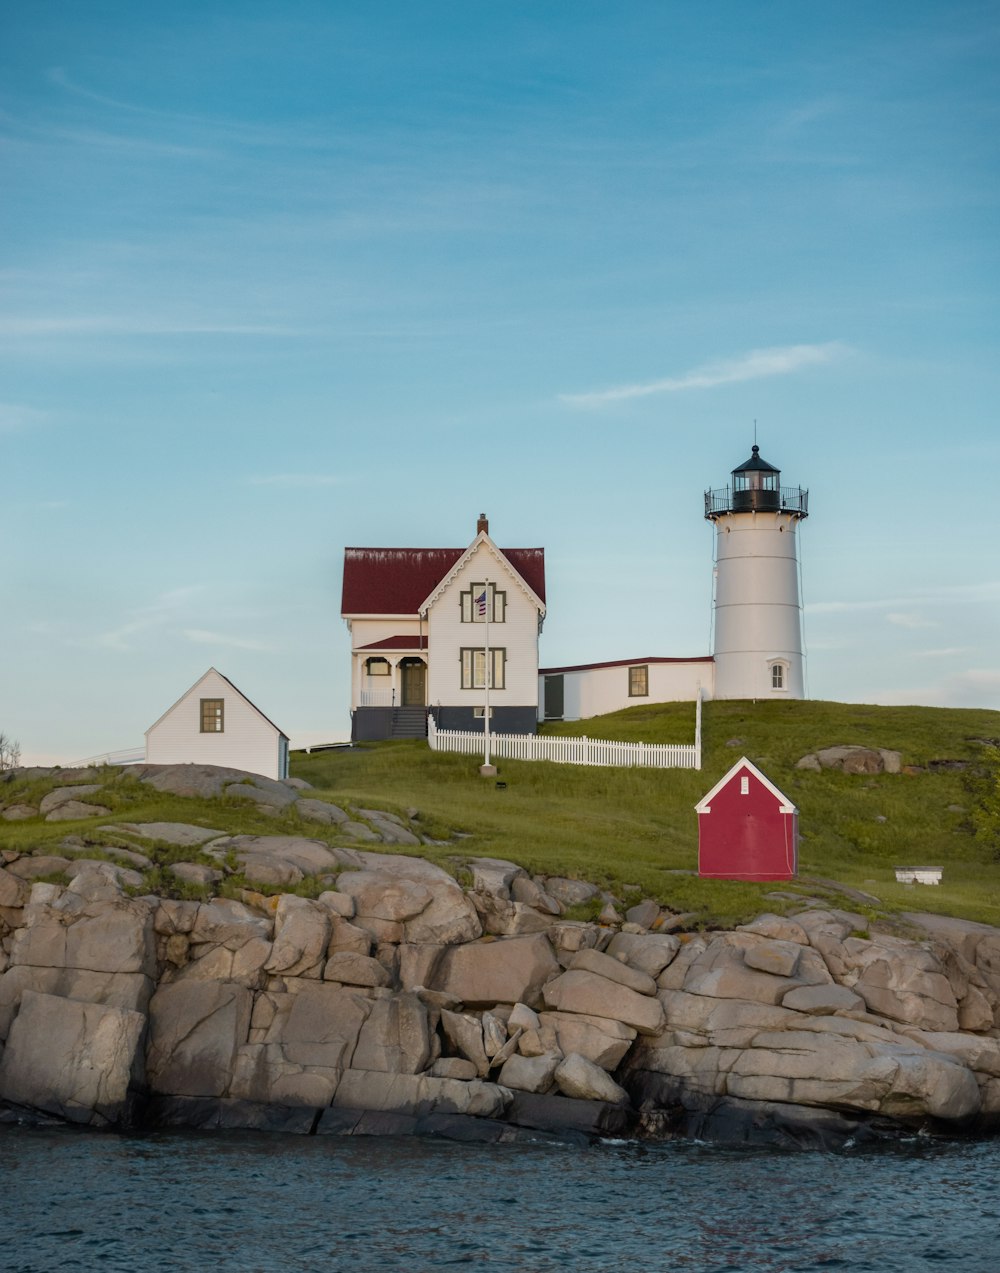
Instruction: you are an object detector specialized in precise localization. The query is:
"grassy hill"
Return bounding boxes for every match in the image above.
[3,699,999,930]
[292,699,1000,928]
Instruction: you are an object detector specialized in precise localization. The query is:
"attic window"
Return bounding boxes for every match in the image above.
[200,699,224,733]
[461,583,506,624]
[740,776,749,795]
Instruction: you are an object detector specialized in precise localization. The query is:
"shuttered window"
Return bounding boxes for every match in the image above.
[460,584,506,623]
[460,647,506,689]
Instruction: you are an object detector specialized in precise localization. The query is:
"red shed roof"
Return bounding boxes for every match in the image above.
[540,655,714,675]
[695,757,796,814]
[342,546,545,615]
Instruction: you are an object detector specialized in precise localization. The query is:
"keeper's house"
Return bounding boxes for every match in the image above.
[341,515,545,742]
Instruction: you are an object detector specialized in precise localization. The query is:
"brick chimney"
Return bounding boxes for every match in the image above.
[477,513,489,535]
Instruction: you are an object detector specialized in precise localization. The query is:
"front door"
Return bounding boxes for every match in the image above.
[401,660,426,706]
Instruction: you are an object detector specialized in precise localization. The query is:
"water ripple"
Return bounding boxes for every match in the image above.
[3,1128,1000,1272]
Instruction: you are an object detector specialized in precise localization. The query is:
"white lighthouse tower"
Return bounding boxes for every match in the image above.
[705,444,809,700]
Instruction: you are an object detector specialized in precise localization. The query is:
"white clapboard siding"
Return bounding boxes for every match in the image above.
[427,712,700,770]
[541,659,714,721]
[145,668,288,780]
[427,540,540,708]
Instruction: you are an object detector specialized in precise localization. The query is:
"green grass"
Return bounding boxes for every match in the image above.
[3,699,999,929]
[291,700,1000,928]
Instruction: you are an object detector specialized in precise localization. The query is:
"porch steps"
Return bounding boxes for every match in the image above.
[390,707,429,739]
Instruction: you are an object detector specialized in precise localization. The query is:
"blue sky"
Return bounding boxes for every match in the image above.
[5,1,999,763]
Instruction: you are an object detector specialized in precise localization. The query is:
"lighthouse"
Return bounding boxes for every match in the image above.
[705,445,809,700]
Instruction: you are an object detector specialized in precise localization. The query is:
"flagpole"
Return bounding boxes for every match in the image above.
[483,577,491,770]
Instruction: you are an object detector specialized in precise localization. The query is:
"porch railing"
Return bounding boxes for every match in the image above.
[360,689,396,707]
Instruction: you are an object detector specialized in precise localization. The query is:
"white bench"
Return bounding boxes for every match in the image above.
[894,866,943,886]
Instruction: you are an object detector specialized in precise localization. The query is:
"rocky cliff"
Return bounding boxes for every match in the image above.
[3,765,1000,1148]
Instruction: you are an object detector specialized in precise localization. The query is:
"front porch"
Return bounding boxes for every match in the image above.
[351,636,429,741]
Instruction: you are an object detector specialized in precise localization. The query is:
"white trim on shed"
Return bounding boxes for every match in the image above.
[695,756,797,815]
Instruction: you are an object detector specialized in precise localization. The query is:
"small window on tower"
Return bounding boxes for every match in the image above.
[771,663,785,691]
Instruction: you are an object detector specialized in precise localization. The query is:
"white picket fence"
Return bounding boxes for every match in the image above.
[427,701,701,770]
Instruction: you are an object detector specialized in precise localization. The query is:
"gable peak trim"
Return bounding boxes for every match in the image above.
[418,532,545,615]
[694,756,797,815]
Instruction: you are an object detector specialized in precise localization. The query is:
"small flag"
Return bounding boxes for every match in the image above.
[476,590,488,618]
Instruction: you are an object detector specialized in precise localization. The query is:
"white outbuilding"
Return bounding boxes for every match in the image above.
[144,668,290,780]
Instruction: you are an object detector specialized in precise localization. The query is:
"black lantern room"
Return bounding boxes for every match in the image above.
[704,444,808,520]
[732,444,781,512]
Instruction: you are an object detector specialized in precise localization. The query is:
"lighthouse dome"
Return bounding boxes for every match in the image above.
[731,445,781,512]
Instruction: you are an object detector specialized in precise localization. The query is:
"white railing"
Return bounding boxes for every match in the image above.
[71,747,146,767]
[427,708,701,770]
[360,689,395,707]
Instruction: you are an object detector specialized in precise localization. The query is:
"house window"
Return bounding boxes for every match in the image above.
[628,665,649,697]
[461,647,506,690]
[473,706,495,719]
[366,657,390,676]
[200,699,224,732]
[770,661,787,691]
[460,583,506,624]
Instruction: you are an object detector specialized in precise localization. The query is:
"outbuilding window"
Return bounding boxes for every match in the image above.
[629,665,649,697]
[200,698,224,733]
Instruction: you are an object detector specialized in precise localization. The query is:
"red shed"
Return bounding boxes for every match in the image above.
[695,756,798,881]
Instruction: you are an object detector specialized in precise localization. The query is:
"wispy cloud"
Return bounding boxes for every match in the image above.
[182,629,272,652]
[912,647,973,658]
[42,67,345,154]
[886,612,936,629]
[95,586,205,652]
[248,473,348,488]
[808,580,1000,615]
[559,342,849,407]
[0,401,46,432]
[877,668,1000,711]
[0,315,295,338]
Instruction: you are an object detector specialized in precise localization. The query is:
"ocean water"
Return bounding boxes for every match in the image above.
[3,1127,999,1272]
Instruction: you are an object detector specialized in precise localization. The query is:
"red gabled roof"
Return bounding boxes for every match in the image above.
[342,546,545,614]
